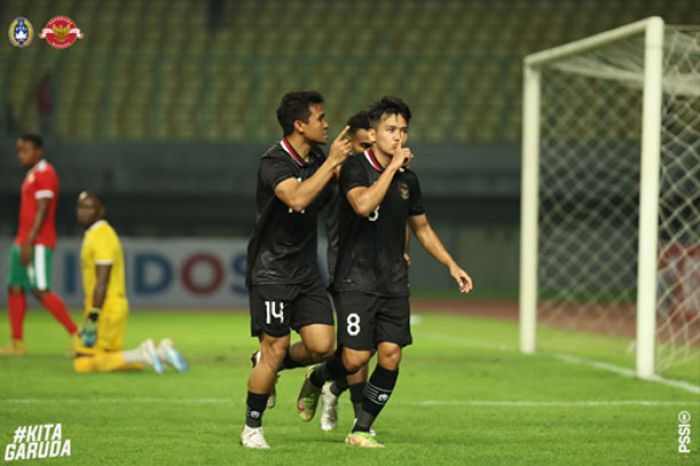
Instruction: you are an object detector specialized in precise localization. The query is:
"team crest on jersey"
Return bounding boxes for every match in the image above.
[40,16,83,49]
[399,182,410,200]
[8,17,34,48]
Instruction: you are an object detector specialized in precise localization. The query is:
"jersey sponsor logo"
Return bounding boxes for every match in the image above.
[40,16,83,49]
[368,205,380,222]
[399,182,410,200]
[8,17,34,48]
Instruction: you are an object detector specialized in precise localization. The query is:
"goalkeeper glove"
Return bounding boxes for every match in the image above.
[79,308,101,348]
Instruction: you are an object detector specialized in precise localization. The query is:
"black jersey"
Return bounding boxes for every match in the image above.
[323,180,341,283]
[332,149,424,297]
[245,138,331,287]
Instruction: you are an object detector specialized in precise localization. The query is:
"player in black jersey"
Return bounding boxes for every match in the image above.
[319,110,412,433]
[324,111,373,285]
[319,111,373,432]
[297,96,473,448]
[241,91,352,449]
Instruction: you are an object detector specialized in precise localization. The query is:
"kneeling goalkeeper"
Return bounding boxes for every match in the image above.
[73,192,187,374]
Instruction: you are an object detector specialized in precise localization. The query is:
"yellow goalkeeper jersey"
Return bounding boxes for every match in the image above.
[80,220,128,312]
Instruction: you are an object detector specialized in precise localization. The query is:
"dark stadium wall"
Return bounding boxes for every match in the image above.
[0,139,521,295]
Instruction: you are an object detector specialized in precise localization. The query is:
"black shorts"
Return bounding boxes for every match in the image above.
[334,291,412,350]
[250,277,334,337]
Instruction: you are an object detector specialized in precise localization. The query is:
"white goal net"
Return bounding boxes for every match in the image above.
[521,19,699,381]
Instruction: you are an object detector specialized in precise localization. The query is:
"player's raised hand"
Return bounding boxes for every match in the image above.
[389,143,413,171]
[328,125,352,166]
[449,264,473,294]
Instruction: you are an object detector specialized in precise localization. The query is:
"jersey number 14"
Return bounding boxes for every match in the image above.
[265,301,284,324]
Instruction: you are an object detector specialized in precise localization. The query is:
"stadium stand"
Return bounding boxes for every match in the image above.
[1,0,695,142]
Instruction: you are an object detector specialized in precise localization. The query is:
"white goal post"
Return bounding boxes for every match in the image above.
[519,17,699,379]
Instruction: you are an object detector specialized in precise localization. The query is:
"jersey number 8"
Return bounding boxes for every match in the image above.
[347,313,361,336]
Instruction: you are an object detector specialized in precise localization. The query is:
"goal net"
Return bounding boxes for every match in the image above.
[521,18,699,381]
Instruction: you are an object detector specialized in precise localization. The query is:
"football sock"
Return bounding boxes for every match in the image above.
[353,365,398,433]
[8,293,27,340]
[330,377,348,396]
[280,348,303,371]
[41,292,78,334]
[309,353,352,388]
[123,348,145,364]
[245,392,270,428]
[348,382,366,418]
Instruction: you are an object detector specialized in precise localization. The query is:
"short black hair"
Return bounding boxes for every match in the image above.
[276,91,324,136]
[78,191,105,208]
[19,134,43,149]
[367,96,412,128]
[346,111,371,134]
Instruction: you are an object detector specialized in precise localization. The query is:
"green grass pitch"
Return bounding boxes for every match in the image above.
[1,310,698,465]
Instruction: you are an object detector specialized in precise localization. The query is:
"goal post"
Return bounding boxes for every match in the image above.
[520,17,700,380]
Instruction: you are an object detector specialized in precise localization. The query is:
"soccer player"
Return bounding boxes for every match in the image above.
[73,192,187,374]
[324,111,373,282]
[319,111,374,432]
[318,111,414,434]
[241,91,352,449]
[297,97,473,448]
[2,135,78,356]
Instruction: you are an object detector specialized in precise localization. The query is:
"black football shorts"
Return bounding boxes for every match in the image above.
[250,277,334,337]
[334,291,412,350]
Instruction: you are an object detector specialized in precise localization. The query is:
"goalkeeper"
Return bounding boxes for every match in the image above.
[73,192,187,374]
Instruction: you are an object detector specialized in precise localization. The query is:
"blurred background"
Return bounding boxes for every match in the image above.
[0,0,696,308]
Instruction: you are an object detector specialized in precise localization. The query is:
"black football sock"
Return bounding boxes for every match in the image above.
[353,365,398,433]
[245,392,269,428]
[309,353,354,388]
[348,382,366,419]
[279,348,303,371]
[330,377,349,396]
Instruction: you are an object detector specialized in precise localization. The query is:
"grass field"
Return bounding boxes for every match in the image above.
[1,310,698,465]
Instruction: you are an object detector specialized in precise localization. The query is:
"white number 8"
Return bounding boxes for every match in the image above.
[347,313,361,336]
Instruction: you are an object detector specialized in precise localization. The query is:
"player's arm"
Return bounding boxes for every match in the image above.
[346,146,412,217]
[92,264,112,310]
[79,247,114,348]
[275,127,352,212]
[409,213,473,293]
[404,225,412,267]
[20,198,50,266]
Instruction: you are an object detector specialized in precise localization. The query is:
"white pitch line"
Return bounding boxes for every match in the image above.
[554,353,700,395]
[417,331,700,395]
[1,399,696,408]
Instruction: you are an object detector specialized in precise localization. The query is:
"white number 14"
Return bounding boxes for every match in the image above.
[265,301,284,324]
